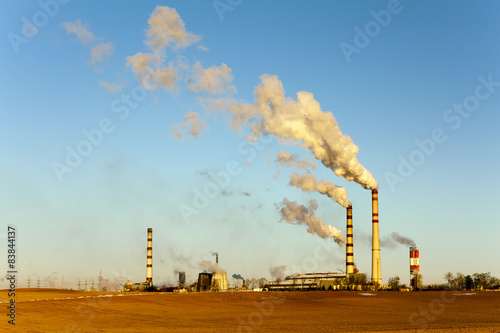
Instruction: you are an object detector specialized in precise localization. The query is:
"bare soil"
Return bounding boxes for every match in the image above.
[1,289,499,332]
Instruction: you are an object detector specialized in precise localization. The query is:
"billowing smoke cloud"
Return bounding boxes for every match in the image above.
[199,260,225,273]
[269,265,287,282]
[127,52,179,91]
[277,198,345,244]
[223,74,377,190]
[232,274,244,280]
[146,6,201,53]
[170,112,207,140]
[61,19,95,44]
[89,42,114,63]
[188,62,236,95]
[289,173,350,208]
[391,232,416,247]
[127,6,201,92]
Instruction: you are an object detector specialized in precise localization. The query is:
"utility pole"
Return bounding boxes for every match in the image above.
[99,270,102,292]
[37,277,40,288]
[85,279,88,291]
[27,276,31,288]
[78,279,81,291]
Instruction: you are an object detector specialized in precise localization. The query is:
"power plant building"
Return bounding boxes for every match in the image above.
[266,273,349,291]
[197,272,228,291]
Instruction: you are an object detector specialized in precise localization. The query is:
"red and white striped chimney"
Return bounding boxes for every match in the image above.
[346,205,354,274]
[410,246,420,289]
[371,189,381,285]
[146,228,153,286]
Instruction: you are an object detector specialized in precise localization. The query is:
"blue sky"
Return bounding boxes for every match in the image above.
[1,0,499,289]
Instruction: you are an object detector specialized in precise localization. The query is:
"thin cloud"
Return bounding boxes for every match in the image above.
[90,42,114,63]
[170,112,207,140]
[61,19,95,45]
[99,81,126,93]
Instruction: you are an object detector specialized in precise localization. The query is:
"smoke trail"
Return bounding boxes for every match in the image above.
[289,173,350,208]
[277,198,345,244]
[224,74,378,190]
[391,232,416,247]
[270,265,287,282]
[232,274,244,280]
[198,260,225,273]
[275,151,316,170]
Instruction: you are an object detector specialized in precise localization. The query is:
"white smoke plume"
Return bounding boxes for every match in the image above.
[61,19,95,44]
[391,232,416,247]
[188,62,236,95]
[289,173,350,208]
[275,151,316,170]
[277,198,345,244]
[127,6,201,92]
[198,260,226,273]
[170,112,207,140]
[224,74,378,190]
[269,265,287,282]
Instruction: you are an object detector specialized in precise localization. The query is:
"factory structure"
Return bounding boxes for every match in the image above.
[197,272,228,292]
[265,190,381,291]
[125,190,421,292]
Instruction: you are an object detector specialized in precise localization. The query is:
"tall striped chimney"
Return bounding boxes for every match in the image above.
[346,205,354,274]
[410,246,420,289]
[146,228,153,286]
[371,190,381,285]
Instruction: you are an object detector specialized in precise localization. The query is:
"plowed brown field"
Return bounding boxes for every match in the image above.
[1,289,499,332]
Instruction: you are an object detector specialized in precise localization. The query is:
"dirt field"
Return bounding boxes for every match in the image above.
[1,289,499,332]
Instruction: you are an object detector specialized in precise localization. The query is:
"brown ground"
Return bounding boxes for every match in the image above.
[1,289,499,332]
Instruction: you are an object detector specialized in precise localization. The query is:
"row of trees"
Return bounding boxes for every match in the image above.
[444,272,500,290]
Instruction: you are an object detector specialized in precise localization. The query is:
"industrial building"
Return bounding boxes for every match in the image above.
[126,188,406,293]
[197,272,228,291]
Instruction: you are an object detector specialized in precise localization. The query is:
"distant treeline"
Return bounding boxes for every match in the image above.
[443,272,500,291]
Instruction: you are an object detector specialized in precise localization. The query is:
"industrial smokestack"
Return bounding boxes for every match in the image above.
[371,190,381,285]
[213,252,218,264]
[346,205,354,274]
[146,228,153,286]
[410,246,420,289]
